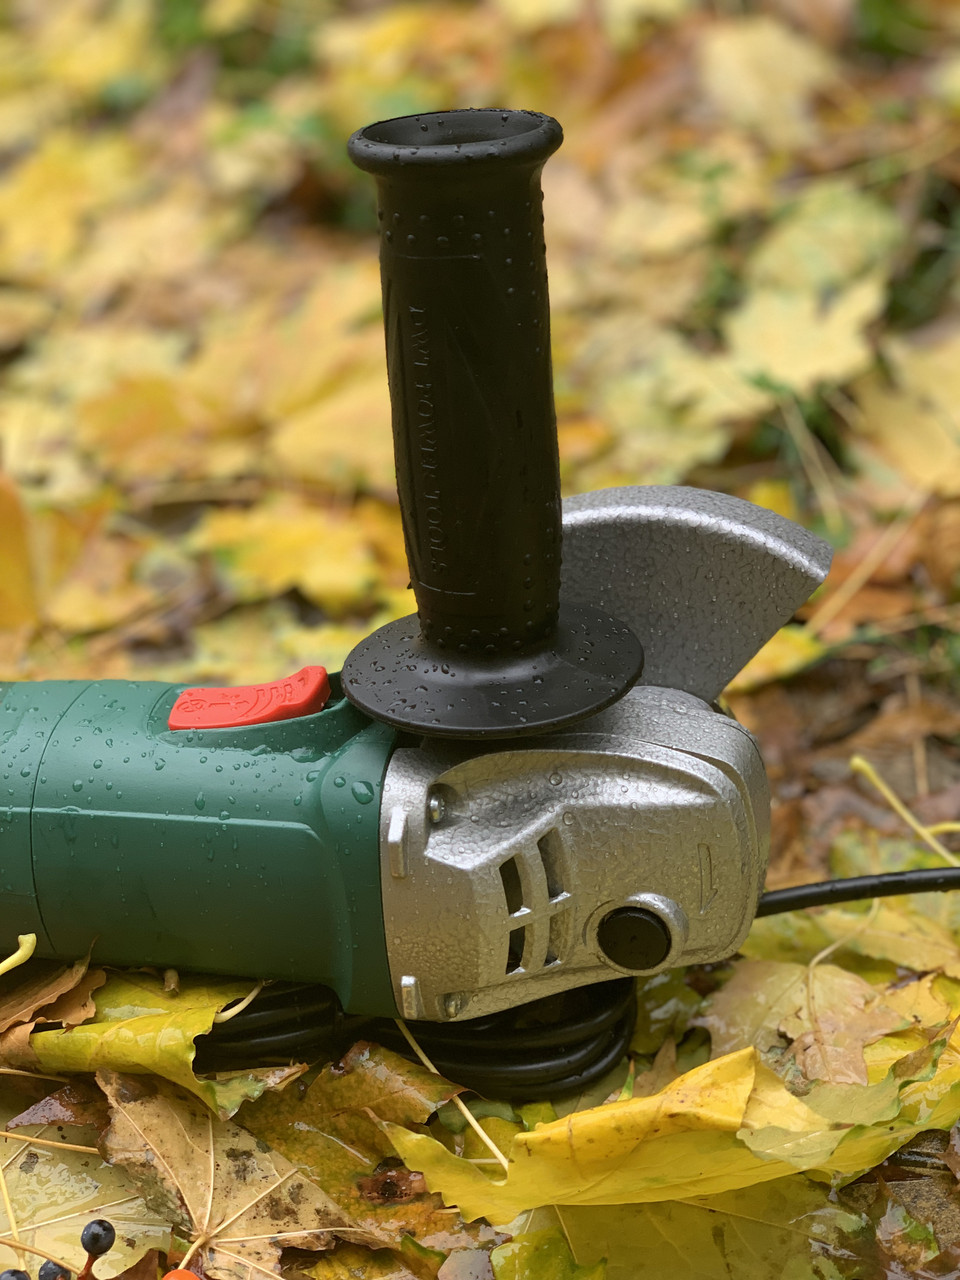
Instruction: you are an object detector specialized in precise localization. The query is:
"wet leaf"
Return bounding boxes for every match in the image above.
[696,959,908,1083]
[2,0,960,1267]
[97,1070,373,1279]
[629,970,703,1057]
[870,1178,941,1273]
[240,1042,492,1252]
[385,1035,960,1222]
[748,903,960,980]
[561,1177,866,1280]
[0,1092,171,1278]
[24,972,304,1119]
[7,1080,110,1132]
[303,1244,419,1279]
[490,1227,605,1279]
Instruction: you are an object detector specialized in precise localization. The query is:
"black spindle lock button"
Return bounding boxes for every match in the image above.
[597,906,672,971]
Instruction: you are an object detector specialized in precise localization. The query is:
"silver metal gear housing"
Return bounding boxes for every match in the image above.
[377,484,832,1022]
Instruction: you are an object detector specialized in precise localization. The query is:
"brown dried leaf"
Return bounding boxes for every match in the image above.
[35,966,107,1029]
[7,1079,110,1131]
[698,959,907,1084]
[240,1043,490,1253]
[0,956,91,1035]
[112,1250,163,1280]
[98,1069,378,1280]
[0,1020,40,1068]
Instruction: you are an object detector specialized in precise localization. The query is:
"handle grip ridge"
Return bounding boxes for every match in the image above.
[351,111,562,652]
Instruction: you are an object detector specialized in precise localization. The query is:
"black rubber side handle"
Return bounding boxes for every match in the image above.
[342,110,642,738]
[349,109,563,653]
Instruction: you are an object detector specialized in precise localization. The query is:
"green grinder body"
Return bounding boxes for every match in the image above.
[0,676,400,1017]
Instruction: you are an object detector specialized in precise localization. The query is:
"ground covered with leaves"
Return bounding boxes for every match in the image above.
[2,0,960,1276]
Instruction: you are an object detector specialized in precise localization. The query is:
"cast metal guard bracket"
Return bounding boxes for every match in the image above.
[560,485,834,704]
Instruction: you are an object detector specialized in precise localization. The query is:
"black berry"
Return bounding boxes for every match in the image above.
[40,1262,71,1280]
[0,1270,30,1280]
[80,1220,116,1257]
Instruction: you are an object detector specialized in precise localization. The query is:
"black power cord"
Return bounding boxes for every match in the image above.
[187,867,960,1097]
[193,978,636,1101]
[37,869,960,1100]
[194,866,960,1097]
[756,866,960,916]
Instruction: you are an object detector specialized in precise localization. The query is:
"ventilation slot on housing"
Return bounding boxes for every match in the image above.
[506,927,525,973]
[499,857,524,915]
[537,829,564,900]
[545,909,569,966]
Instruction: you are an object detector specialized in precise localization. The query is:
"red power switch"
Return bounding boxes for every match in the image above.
[168,665,331,731]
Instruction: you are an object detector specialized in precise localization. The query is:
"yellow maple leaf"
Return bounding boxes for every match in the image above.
[44,533,157,635]
[0,132,140,283]
[725,625,826,693]
[851,329,960,497]
[0,288,53,350]
[189,502,381,615]
[725,275,886,395]
[270,369,396,495]
[186,262,382,428]
[14,327,186,404]
[699,15,837,149]
[77,375,257,485]
[64,185,232,306]
[0,473,38,630]
[35,0,162,99]
[747,179,902,294]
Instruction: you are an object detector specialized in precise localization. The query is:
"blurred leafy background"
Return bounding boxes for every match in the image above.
[3,4,960,1277]
[0,0,958,698]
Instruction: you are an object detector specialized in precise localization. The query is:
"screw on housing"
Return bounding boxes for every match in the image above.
[341,109,643,739]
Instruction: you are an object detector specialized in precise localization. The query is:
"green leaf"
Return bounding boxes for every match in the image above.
[239,1041,491,1252]
[303,1245,418,1279]
[630,970,703,1056]
[560,1177,866,1280]
[28,971,301,1118]
[491,1228,606,1280]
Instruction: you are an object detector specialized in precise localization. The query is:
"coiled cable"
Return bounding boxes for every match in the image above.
[194,977,636,1101]
[37,868,960,1099]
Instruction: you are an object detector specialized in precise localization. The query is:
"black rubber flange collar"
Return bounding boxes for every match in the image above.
[341,600,643,739]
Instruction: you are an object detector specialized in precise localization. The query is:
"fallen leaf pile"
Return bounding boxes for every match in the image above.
[0,0,957,685]
[1,0,960,1277]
